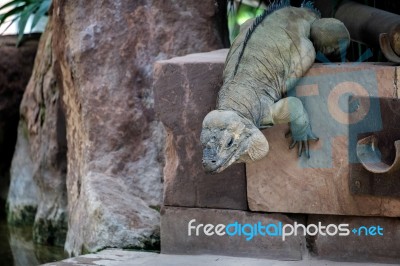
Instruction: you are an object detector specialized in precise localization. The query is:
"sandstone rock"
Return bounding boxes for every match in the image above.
[0,35,39,207]
[51,0,224,255]
[7,20,68,247]
[308,215,400,263]
[246,63,400,217]
[161,206,305,260]
[154,49,247,210]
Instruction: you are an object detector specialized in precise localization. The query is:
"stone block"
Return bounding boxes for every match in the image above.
[154,49,247,210]
[247,63,400,217]
[161,206,305,260]
[308,215,400,264]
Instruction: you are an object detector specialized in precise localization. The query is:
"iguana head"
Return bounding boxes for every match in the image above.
[200,110,269,174]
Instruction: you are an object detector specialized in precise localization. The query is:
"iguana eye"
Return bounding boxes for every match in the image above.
[227,137,234,147]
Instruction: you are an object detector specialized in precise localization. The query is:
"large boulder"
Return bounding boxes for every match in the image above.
[51,0,224,255]
[1,35,39,220]
[7,20,68,247]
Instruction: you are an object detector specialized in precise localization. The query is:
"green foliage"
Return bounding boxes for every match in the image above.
[228,2,264,43]
[236,4,264,25]
[0,0,51,45]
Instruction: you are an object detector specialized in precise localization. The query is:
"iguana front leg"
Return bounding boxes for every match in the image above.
[261,97,318,157]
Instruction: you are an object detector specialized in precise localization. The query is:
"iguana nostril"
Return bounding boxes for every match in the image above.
[202,158,216,164]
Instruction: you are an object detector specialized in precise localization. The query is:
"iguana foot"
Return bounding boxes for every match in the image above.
[286,125,318,158]
[262,96,319,158]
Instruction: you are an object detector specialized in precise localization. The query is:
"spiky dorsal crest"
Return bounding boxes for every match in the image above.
[301,0,321,16]
[233,0,291,76]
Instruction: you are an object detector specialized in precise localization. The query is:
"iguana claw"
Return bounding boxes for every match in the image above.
[286,125,318,158]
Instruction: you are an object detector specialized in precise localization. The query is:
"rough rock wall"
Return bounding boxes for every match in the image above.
[7,19,68,247]
[51,0,224,255]
[0,36,38,210]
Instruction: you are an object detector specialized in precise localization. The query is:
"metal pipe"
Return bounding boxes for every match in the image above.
[333,1,400,62]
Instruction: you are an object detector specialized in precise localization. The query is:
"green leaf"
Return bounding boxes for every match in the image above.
[0,5,26,24]
[17,2,39,43]
[0,0,27,10]
[31,0,50,31]
[0,0,51,45]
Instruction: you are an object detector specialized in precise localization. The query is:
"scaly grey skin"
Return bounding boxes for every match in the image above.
[201,4,350,174]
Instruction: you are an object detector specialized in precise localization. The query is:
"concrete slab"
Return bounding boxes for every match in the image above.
[43,249,395,266]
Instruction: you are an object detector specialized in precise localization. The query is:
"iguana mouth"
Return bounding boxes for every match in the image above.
[206,150,237,174]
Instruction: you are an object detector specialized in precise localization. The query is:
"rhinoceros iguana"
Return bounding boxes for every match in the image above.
[200,0,350,174]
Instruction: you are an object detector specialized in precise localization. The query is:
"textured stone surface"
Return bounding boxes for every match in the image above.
[51,0,224,256]
[161,206,305,260]
[247,63,400,217]
[154,49,247,210]
[0,35,38,207]
[43,250,394,266]
[7,20,68,247]
[308,215,400,264]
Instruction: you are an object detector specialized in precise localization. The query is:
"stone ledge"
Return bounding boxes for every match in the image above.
[308,215,400,264]
[161,206,305,260]
[42,249,395,266]
[155,48,400,217]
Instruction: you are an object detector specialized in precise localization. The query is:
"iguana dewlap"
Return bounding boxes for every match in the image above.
[200,1,350,174]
